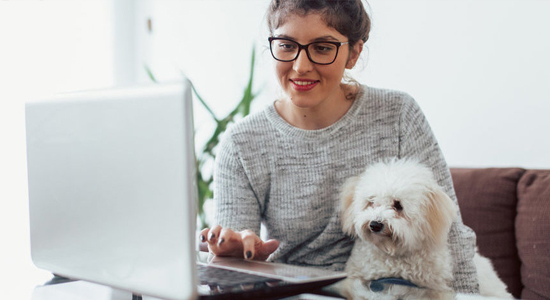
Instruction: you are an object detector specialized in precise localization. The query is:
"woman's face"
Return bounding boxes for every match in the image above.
[272,13,362,110]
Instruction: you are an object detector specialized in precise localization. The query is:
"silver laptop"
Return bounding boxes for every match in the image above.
[25,82,346,300]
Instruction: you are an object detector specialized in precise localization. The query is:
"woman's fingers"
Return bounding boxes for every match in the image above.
[256,239,280,260]
[241,230,262,260]
[217,227,235,248]
[203,226,243,257]
[199,228,210,243]
[200,227,279,260]
[208,225,222,244]
[198,228,210,252]
[216,228,244,257]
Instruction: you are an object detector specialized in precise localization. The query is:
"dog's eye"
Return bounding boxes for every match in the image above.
[393,200,403,212]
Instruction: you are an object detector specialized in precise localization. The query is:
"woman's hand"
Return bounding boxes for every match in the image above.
[199,225,279,261]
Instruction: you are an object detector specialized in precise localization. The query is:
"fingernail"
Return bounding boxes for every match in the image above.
[209,233,215,241]
[218,238,224,247]
[246,251,252,259]
[199,235,205,242]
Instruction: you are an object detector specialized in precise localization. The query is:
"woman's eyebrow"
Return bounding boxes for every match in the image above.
[312,35,339,42]
[272,34,340,42]
[273,34,294,39]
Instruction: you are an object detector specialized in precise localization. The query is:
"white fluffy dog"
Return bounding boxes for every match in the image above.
[340,159,512,299]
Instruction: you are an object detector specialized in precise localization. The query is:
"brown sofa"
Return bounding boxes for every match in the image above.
[450,168,550,300]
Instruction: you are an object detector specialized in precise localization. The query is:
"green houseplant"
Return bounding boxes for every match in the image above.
[146,46,259,229]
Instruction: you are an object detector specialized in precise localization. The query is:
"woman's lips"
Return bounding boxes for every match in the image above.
[290,79,319,92]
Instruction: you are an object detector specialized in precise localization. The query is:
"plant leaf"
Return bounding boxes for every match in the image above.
[144,64,157,83]
[179,70,220,122]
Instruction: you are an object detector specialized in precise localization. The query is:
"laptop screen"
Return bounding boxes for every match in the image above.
[26,82,198,300]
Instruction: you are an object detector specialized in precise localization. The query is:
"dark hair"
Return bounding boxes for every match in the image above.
[266,0,371,47]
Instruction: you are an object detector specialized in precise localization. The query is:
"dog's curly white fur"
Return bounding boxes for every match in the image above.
[340,159,512,298]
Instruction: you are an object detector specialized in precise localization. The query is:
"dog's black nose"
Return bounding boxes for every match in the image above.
[369,221,384,233]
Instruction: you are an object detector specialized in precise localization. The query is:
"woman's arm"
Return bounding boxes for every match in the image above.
[214,129,262,233]
[398,95,480,293]
[202,128,278,260]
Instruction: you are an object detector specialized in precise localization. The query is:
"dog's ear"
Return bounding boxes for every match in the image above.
[425,187,458,247]
[340,176,360,237]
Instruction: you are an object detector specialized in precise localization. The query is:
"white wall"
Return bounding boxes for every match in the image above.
[0,1,115,297]
[358,1,550,168]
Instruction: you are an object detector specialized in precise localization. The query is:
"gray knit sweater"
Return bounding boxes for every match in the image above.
[213,85,479,293]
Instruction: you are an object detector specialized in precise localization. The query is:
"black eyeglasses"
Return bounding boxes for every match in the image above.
[268,37,349,65]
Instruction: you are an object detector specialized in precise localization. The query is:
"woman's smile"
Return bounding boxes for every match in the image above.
[290,78,320,91]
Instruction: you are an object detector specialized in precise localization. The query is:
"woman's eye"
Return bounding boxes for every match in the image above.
[312,43,336,54]
[278,43,297,51]
[393,200,403,212]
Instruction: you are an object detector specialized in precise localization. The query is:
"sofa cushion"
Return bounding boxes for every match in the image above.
[516,170,550,300]
[450,168,524,298]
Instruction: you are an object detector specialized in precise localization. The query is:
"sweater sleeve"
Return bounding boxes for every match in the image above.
[213,129,262,236]
[398,95,480,293]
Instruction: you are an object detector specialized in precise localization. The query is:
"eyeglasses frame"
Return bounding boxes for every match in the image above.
[268,37,349,65]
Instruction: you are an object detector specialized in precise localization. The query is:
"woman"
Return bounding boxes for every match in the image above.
[200,0,479,293]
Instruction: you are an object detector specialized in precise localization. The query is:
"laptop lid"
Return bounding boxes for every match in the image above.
[26,82,198,300]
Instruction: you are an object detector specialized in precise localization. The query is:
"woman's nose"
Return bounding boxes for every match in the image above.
[293,50,314,74]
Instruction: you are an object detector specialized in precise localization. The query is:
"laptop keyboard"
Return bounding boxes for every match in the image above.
[198,264,279,287]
